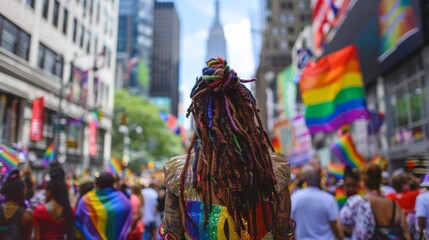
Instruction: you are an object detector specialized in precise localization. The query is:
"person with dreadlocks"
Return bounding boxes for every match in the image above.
[159,58,294,239]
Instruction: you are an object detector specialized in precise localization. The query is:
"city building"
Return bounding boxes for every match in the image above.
[116,0,154,95]
[303,0,429,172]
[255,0,312,131]
[0,0,118,172]
[206,0,227,60]
[151,1,180,116]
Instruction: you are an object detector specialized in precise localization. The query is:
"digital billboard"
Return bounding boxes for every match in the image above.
[323,0,424,84]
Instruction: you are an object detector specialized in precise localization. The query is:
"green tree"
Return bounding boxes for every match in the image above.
[112,90,184,172]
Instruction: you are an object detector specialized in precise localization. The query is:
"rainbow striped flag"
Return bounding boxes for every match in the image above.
[42,142,55,166]
[335,187,347,209]
[327,162,345,179]
[372,155,388,171]
[0,145,19,172]
[299,45,369,133]
[108,157,123,176]
[75,188,132,240]
[331,133,365,170]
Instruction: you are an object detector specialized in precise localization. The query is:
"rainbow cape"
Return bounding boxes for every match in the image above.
[75,188,132,240]
[42,142,55,166]
[108,157,123,176]
[0,145,19,172]
[327,162,345,179]
[335,187,347,209]
[331,133,365,170]
[299,45,369,133]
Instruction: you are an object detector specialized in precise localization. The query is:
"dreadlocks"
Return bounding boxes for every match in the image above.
[179,57,278,236]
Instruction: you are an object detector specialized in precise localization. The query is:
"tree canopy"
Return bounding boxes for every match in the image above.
[111,90,184,172]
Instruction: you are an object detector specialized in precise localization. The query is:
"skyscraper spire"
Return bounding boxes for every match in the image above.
[215,0,220,25]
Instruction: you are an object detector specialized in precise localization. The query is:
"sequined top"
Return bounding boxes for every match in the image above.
[161,153,290,240]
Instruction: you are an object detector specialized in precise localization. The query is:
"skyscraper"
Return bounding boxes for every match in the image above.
[151,1,180,116]
[255,0,312,130]
[116,0,154,95]
[206,0,227,60]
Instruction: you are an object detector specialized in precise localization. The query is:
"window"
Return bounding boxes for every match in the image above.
[288,14,295,23]
[62,9,68,34]
[52,1,60,27]
[80,25,84,48]
[89,0,93,20]
[96,1,101,24]
[83,0,87,17]
[72,18,77,42]
[93,35,98,54]
[86,31,91,53]
[271,27,279,36]
[280,40,288,50]
[38,43,63,78]
[25,0,35,8]
[281,1,293,9]
[42,0,49,19]
[288,27,295,34]
[0,16,31,60]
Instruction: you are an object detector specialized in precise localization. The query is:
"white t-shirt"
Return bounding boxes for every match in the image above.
[292,187,339,240]
[415,191,429,233]
[142,188,158,224]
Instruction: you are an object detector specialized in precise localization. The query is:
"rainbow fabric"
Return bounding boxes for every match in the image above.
[378,0,419,60]
[0,146,19,172]
[42,142,55,166]
[299,45,369,133]
[335,187,347,209]
[108,157,123,176]
[372,155,388,171]
[75,188,132,240]
[331,133,365,170]
[327,162,345,179]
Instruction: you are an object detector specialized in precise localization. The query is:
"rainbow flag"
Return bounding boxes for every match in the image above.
[299,45,369,133]
[0,145,19,172]
[372,155,388,171]
[327,162,345,179]
[330,133,365,170]
[108,157,123,176]
[75,188,132,240]
[335,187,347,209]
[42,142,55,166]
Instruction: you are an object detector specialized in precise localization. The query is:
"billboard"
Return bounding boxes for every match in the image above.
[323,0,424,84]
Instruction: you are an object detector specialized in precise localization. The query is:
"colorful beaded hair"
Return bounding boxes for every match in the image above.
[180,57,277,236]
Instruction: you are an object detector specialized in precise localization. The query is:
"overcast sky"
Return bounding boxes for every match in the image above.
[172,0,261,128]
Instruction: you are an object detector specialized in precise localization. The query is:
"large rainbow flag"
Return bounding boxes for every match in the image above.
[108,157,123,176]
[75,188,132,240]
[330,133,365,170]
[0,145,19,172]
[42,142,55,166]
[299,45,369,133]
[327,162,345,179]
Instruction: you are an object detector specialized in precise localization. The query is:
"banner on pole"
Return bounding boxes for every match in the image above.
[30,97,44,141]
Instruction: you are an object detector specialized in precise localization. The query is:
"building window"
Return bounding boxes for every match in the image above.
[42,0,49,19]
[94,35,98,54]
[83,0,87,17]
[96,1,101,24]
[26,0,35,8]
[52,0,60,27]
[288,14,295,23]
[288,27,295,34]
[389,59,427,146]
[280,40,288,50]
[38,43,63,78]
[80,25,84,48]
[72,18,77,43]
[89,0,93,20]
[62,9,68,35]
[281,1,293,10]
[0,16,31,60]
[271,27,279,36]
[86,31,91,53]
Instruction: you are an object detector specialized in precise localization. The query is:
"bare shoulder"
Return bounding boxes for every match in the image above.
[21,210,33,225]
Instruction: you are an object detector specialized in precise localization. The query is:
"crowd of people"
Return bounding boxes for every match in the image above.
[290,162,429,240]
[0,163,167,240]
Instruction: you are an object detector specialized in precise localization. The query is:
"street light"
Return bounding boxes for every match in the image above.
[118,124,143,167]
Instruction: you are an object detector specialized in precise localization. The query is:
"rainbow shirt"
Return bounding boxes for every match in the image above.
[160,153,290,240]
[75,188,132,240]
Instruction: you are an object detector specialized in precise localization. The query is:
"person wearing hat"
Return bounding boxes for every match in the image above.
[415,173,429,239]
[75,172,132,240]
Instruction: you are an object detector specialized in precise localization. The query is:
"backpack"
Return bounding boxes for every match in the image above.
[0,204,25,240]
[372,200,406,240]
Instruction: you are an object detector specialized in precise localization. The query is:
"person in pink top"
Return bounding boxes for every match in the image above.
[127,184,145,240]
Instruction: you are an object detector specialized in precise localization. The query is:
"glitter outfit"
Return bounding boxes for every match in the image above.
[160,153,290,240]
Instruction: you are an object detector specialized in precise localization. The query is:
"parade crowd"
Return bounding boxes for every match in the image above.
[0,163,166,240]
